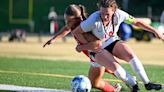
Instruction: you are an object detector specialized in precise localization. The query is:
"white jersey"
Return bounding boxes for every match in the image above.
[80,9,134,48]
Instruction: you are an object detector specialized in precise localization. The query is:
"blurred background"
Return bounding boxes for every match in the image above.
[0,0,164,91]
[0,0,164,42]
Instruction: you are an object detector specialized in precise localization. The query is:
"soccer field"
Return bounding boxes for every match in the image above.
[0,37,164,91]
[0,37,164,65]
[0,57,163,92]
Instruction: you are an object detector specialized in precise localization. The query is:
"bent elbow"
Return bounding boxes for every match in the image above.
[96,40,102,46]
[133,20,143,27]
[93,40,102,49]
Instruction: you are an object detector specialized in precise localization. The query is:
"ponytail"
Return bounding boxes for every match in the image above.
[78,5,87,20]
[65,4,87,20]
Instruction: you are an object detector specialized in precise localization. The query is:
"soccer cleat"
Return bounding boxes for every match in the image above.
[145,82,162,90]
[131,84,139,92]
[114,83,122,92]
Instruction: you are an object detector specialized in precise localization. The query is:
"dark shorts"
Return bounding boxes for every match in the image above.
[104,40,119,54]
[89,40,119,58]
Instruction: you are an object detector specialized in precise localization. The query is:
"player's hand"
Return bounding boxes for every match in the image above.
[155,30,164,41]
[43,40,52,48]
[94,48,104,53]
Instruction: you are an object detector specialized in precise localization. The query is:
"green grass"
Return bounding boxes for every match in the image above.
[0,56,163,92]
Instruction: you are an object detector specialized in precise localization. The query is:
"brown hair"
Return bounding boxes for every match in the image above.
[64,4,87,20]
[98,0,118,10]
[98,0,118,35]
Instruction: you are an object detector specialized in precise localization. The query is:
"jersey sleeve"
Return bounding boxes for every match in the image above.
[124,15,134,24]
[117,9,134,24]
[80,11,99,32]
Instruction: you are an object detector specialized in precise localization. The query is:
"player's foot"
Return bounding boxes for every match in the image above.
[114,83,122,92]
[131,84,139,92]
[145,82,162,90]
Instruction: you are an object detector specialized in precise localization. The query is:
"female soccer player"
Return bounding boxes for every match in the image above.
[43,4,124,92]
[73,0,163,91]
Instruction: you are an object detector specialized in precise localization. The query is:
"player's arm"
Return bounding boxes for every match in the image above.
[75,32,102,52]
[72,26,88,44]
[125,16,163,40]
[43,26,71,47]
[49,26,71,43]
[73,25,102,52]
[73,12,98,44]
[76,40,102,52]
[132,18,164,40]
[119,9,164,40]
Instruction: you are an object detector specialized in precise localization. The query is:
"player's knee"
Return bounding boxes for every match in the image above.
[124,53,134,61]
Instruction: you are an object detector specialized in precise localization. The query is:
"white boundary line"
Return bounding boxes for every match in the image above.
[0,84,71,92]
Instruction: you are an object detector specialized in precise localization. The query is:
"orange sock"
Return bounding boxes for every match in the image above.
[102,82,115,92]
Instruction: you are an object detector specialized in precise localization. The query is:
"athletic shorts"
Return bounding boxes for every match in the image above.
[87,51,102,67]
[88,40,119,67]
[104,40,120,54]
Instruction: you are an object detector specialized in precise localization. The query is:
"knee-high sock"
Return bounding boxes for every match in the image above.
[129,56,150,84]
[114,66,136,87]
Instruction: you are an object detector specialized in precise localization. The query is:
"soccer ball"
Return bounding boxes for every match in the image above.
[70,75,91,92]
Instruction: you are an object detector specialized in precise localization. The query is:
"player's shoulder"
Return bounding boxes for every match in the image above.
[87,11,101,21]
[115,9,128,15]
[115,9,129,19]
[115,9,129,17]
[81,11,101,26]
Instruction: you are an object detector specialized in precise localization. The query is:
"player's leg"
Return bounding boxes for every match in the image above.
[94,49,139,91]
[88,63,121,92]
[112,41,162,90]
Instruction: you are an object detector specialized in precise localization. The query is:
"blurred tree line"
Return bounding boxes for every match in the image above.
[0,0,163,33]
